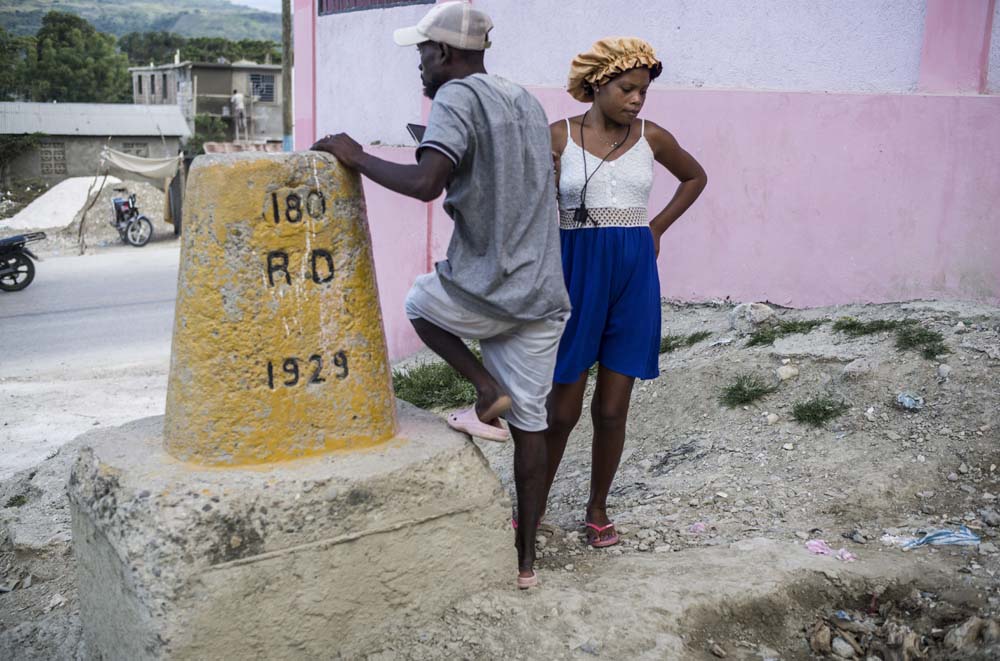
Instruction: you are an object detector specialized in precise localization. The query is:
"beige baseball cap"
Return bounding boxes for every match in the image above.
[393,1,493,51]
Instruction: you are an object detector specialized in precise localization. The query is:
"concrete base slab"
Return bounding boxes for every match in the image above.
[67,402,510,660]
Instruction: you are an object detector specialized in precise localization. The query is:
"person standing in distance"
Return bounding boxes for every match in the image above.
[312,1,570,590]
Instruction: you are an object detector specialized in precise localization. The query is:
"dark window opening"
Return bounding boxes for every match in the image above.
[162,73,168,99]
[137,76,143,95]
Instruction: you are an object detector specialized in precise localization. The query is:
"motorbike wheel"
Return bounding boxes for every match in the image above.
[125,216,153,247]
[0,253,35,292]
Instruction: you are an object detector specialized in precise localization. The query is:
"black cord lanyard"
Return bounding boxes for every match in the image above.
[575,109,631,226]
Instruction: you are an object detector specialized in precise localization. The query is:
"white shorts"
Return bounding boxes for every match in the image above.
[404,272,567,432]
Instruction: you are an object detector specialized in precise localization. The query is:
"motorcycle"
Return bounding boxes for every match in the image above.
[111,193,153,247]
[0,231,46,292]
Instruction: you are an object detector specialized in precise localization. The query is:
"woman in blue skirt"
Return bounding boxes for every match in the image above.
[545,38,707,547]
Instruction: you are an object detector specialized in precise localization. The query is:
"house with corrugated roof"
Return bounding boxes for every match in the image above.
[0,102,190,185]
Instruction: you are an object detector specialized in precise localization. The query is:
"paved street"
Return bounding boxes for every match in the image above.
[0,243,180,478]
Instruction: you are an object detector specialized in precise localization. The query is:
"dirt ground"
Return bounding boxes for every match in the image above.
[2,299,999,660]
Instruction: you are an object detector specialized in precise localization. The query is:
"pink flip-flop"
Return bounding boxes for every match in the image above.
[584,522,620,548]
[516,571,539,590]
[447,406,509,442]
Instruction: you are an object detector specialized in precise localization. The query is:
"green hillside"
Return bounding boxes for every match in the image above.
[0,0,280,41]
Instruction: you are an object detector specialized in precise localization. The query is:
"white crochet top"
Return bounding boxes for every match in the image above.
[557,118,654,229]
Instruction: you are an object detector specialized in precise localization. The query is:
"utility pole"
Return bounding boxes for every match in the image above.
[282,0,293,151]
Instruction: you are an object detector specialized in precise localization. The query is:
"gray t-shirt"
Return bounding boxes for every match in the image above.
[418,74,570,322]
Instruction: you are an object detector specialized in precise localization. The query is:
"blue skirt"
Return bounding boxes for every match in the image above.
[553,226,661,384]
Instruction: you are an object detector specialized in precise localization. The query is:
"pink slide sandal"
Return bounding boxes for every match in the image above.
[447,406,509,442]
[516,571,539,590]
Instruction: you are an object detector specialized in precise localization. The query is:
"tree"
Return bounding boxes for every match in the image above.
[119,31,187,67]
[181,37,280,64]
[186,114,229,157]
[0,133,45,187]
[28,12,131,103]
[0,27,34,101]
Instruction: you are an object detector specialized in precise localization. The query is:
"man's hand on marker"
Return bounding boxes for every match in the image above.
[311,133,364,170]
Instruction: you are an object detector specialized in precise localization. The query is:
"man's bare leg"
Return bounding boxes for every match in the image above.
[410,317,509,421]
[511,424,546,578]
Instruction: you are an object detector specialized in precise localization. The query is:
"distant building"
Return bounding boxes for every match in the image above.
[129,59,283,143]
[0,102,190,184]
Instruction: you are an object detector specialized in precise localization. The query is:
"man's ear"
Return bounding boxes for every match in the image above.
[438,42,452,65]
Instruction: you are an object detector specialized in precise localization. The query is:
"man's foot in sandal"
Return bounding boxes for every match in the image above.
[475,389,512,425]
[447,406,509,442]
[584,521,620,548]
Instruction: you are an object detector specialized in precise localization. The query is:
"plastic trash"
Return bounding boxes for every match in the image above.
[806,539,858,561]
[901,526,980,550]
[895,392,924,411]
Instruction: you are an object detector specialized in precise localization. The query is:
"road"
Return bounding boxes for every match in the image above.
[0,244,180,479]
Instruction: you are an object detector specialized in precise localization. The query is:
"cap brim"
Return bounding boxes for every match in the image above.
[393,26,427,47]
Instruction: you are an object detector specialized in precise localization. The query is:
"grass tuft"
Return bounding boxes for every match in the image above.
[747,319,824,347]
[392,347,481,410]
[895,324,949,360]
[792,397,850,427]
[686,330,713,345]
[4,495,27,508]
[832,317,913,337]
[660,331,713,354]
[719,373,776,408]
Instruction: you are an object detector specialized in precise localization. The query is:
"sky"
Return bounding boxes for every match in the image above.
[234,0,281,12]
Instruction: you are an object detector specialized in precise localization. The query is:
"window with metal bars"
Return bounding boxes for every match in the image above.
[250,73,275,103]
[318,0,434,16]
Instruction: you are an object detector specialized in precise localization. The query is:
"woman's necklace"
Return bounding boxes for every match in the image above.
[584,112,630,148]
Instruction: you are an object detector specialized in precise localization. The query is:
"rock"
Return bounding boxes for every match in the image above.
[43,592,66,613]
[832,636,856,658]
[864,407,876,422]
[809,622,832,655]
[954,321,967,332]
[979,542,998,554]
[710,642,727,658]
[983,619,1000,643]
[795,531,810,540]
[947,472,959,482]
[944,616,984,652]
[980,508,1000,527]
[842,357,879,379]
[729,302,775,334]
[578,639,600,656]
[776,365,799,381]
[937,364,952,380]
[564,563,574,571]
[959,462,970,474]
[766,413,779,425]
[886,430,901,441]
[782,443,795,451]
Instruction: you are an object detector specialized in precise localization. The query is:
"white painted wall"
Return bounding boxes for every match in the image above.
[478,0,926,93]
[988,0,1000,93]
[315,0,929,144]
[315,4,429,146]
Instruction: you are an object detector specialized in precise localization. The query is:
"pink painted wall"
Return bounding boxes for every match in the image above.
[919,0,996,93]
[532,87,1000,307]
[292,0,315,150]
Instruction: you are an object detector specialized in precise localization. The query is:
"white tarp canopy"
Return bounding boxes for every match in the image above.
[100,147,181,181]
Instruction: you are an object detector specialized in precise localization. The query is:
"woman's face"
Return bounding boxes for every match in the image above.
[595,67,652,125]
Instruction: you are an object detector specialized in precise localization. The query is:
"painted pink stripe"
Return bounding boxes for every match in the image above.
[918,0,996,93]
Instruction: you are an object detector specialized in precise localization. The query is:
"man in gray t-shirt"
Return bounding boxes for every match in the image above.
[312,1,567,589]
